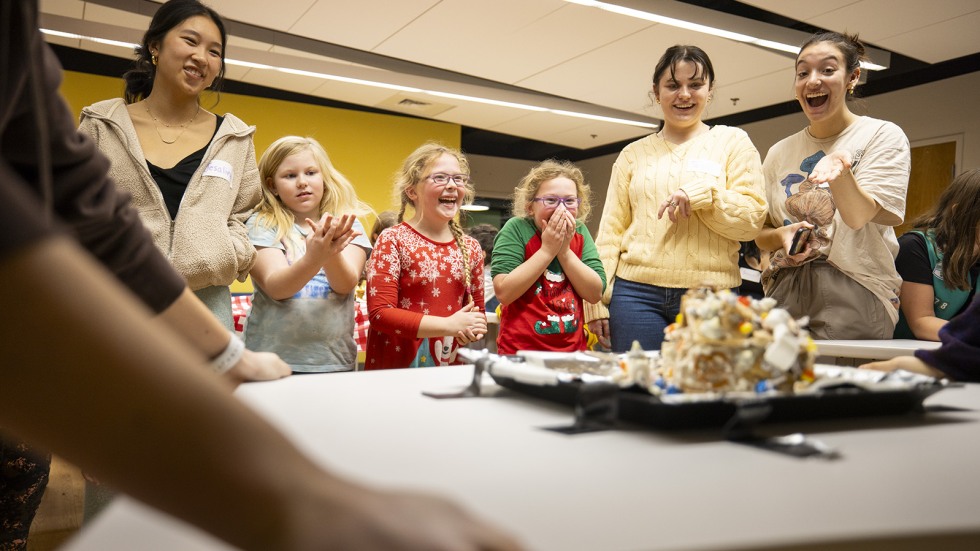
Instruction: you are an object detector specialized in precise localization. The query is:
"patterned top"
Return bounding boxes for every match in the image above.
[365,222,484,369]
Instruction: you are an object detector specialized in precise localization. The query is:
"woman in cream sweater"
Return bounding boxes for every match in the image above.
[586,45,767,352]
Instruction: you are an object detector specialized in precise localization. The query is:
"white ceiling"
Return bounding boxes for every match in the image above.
[39,0,980,151]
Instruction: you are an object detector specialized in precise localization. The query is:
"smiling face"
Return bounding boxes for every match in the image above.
[654,60,711,132]
[528,177,578,232]
[151,15,223,98]
[411,153,466,224]
[794,41,860,129]
[269,149,324,221]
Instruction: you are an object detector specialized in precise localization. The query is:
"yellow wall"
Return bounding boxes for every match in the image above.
[59,71,461,293]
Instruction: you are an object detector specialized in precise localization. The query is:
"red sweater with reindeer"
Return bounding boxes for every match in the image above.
[365,222,484,369]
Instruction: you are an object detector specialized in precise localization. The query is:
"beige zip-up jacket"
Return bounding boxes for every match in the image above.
[79,98,259,290]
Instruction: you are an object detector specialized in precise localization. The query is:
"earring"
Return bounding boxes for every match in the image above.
[151,53,158,66]
[656,98,660,105]
[848,87,854,95]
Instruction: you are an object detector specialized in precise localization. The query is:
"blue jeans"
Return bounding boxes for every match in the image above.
[607,279,687,353]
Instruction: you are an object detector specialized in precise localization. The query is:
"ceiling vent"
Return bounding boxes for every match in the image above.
[376,92,455,117]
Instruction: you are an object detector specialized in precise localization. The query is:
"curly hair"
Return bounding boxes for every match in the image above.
[511,159,592,222]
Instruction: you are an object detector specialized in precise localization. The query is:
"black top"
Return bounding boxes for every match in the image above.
[1,7,184,314]
[146,115,224,219]
[895,231,980,315]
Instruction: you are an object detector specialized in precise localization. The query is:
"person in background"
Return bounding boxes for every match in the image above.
[245,137,373,373]
[0,4,521,549]
[586,45,766,353]
[492,161,605,354]
[754,31,910,339]
[365,143,486,369]
[78,0,258,331]
[370,210,399,244]
[863,297,980,382]
[893,168,980,340]
[467,223,501,313]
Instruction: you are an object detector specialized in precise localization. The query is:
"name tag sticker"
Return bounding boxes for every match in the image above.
[686,159,722,177]
[203,159,233,187]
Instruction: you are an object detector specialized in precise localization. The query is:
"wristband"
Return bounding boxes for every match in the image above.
[210,332,245,374]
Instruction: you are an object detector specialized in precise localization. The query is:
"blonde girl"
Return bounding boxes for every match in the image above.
[245,136,373,373]
[492,160,605,354]
[364,143,486,369]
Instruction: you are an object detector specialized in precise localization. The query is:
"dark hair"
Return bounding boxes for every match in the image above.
[123,0,227,103]
[798,32,866,99]
[909,168,980,290]
[466,224,498,266]
[370,211,398,245]
[652,45,715,91]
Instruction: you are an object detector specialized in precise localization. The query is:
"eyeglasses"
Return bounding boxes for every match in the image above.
[532,196,581,209]
[427,173,470,186]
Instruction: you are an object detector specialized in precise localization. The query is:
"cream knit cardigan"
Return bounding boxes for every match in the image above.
[79,98,259,290]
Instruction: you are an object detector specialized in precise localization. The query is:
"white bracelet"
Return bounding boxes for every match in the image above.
[210,332,245,374]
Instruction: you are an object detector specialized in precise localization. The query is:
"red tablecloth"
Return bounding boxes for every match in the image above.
[232,295,369,352]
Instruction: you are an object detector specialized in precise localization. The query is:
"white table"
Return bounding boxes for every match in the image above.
[64,367,980,551]
[815,339,942,363]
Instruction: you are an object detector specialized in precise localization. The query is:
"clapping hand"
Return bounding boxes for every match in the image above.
[305,213,359,261]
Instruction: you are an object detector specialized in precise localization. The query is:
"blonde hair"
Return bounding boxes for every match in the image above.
[511,159,592,222]
[254,136,373,243]
[393,142,476,301]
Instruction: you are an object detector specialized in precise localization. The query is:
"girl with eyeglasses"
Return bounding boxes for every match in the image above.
[364,143,487,369]
[492,160,605,354]
[586,45,767,353]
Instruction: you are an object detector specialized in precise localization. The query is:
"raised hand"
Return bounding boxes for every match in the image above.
[305,213,361,262]
[808,151,852,186]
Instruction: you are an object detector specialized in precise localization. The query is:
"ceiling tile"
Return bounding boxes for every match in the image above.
[204,0,317,32]
[288,0,439,51]
[39,0,84,18]
[866,10,980,63]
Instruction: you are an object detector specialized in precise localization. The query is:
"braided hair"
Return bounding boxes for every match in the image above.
[393,142,476,302]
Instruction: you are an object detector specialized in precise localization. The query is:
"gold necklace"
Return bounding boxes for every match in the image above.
[144,101,201,144]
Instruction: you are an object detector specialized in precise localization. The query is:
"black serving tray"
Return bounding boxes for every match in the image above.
[491,369,946,431]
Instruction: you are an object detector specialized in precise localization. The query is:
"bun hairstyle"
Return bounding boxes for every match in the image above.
[798,31,867,99]
[123,0,227,103]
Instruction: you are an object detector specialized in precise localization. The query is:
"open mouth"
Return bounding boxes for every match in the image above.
[673,103,695,111]
[805,92,829,108]
[439,197,458,206]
